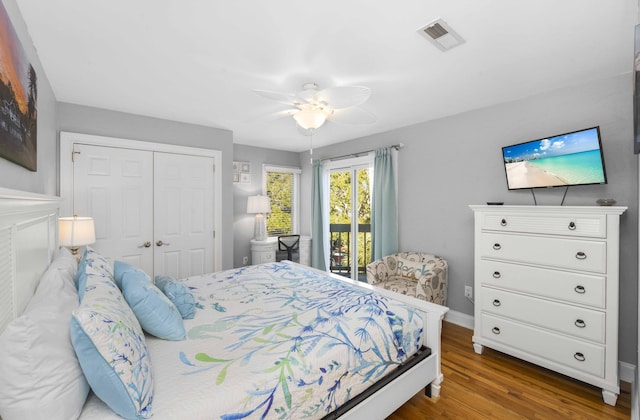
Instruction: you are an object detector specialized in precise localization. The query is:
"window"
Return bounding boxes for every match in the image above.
[263,165,301,237]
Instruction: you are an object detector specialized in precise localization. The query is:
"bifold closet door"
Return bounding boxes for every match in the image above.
[153,152,215,278]
[72,144,155,274]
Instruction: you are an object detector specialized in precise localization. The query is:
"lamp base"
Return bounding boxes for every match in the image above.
[254,213,267,241]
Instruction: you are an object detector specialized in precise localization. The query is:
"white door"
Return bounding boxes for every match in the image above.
[153,152,215,278]
[73,144,155,274]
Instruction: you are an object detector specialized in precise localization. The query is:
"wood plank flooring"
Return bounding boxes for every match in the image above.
[388,322,631,419]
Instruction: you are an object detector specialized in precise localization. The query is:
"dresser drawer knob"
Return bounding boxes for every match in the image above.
[493,243,501,250]
[492,271,501,279]
[492,299,501,307]
[574,285,586,294]
[574,352,586,362]
[500,219,507,226]
[574,319,586,328]
[491,327,501,335]
[568,221,576,230]
[575,251,587,260]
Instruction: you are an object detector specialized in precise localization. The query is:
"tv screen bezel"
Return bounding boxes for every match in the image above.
[501,126,608,191]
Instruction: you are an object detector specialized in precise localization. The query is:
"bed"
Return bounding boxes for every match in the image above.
[0,188,449,420]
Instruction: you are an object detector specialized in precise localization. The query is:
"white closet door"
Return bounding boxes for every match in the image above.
[73,144,154,274]
[153,152,215,278]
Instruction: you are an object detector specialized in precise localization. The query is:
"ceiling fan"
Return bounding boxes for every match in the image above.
[253,82,376,134]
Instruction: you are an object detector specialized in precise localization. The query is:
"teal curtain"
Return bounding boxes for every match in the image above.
[311,160,327,270]
[371,147,398,261]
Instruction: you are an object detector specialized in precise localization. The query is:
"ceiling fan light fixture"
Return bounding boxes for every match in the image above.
[293,107,330,130]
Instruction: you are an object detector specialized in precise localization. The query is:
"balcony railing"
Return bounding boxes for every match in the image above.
[329,223,371,280]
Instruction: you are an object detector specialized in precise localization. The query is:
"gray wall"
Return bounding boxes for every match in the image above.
[302,73,638,364]
[0,0,57,195]
[233,144,300,268]
[57,102,236,269]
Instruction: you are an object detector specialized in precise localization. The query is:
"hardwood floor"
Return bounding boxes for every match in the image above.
[388,322,631,419]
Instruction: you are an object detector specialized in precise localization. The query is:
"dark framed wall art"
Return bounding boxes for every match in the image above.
[634,24,640,154]
[0,1,37,171]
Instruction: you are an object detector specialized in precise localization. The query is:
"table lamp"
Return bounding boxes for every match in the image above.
[59,216,96,257]
[247,195,271,241]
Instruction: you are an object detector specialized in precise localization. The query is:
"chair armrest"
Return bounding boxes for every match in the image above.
[416,266,448,306]
[366,258,393,285]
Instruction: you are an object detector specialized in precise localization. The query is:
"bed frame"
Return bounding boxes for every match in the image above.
[0,187,448,419]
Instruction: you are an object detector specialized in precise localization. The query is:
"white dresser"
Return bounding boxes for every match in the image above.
[469,205,626,406]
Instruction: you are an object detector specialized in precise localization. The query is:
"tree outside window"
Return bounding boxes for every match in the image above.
[264,165,300,237]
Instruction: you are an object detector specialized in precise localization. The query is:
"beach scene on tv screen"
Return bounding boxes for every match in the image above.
[503,128,606,189]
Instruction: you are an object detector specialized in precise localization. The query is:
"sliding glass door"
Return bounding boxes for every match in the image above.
[327,156,373,281]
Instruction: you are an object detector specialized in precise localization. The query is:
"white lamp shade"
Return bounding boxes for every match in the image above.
[247,195,271,214]
[59,216,96,247]
[293,108,329,130]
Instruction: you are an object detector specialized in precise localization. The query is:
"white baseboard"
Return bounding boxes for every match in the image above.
[444,309,474,329]
[620,361,636,384]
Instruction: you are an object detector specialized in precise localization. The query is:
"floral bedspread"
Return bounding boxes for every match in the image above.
[178,262,424,419]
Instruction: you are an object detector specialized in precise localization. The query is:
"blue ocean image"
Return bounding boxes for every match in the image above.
[527,149,605,184]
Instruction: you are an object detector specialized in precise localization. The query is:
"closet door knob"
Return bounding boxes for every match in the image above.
[138,241,151,248]
[156,240,170,247]
[568,221,576,230]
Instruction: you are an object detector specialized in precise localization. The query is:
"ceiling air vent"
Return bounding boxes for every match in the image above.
[417,18,465,51]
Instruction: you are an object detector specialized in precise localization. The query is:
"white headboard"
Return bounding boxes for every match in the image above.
[0,188,60,334]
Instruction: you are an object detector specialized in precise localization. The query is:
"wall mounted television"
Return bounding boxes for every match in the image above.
[502,126,607,190]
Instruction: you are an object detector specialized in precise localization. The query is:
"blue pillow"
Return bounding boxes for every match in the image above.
[122,270,185,340]
[76,247,114,301]
[155,276,196,319]
[113,261,146,290]
[71,270,153,419]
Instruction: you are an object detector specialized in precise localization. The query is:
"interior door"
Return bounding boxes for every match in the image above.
[153,152,215,278]
[72,144,155,274]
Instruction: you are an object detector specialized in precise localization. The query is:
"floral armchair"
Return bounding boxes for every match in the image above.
[365,252,448,306]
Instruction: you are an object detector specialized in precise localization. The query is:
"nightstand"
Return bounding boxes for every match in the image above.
[251,236,312,266]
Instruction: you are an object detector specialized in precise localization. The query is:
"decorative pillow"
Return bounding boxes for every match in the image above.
[71,272,153,419]
[76,246,114,300]
[114,260,147,289]
[122,270,186,340]
[155,275,196,319]
[0,250,89,420]
[396,259,429,280]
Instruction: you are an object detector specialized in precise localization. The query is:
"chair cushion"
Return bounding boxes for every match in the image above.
[377,276,418,296]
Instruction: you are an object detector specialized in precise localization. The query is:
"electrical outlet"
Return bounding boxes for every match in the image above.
[464,285,473,299]
[243,256,249,265]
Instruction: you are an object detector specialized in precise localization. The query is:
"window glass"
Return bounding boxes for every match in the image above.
[264,165,300,237]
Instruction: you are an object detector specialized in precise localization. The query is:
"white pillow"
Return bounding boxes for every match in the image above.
[0,247,89,420]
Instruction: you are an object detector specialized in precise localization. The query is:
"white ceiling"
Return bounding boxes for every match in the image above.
[14,0,638,152]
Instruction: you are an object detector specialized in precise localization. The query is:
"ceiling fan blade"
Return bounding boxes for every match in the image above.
[253,89,300,106]
[328,106,376,125]
[315,86,372,109]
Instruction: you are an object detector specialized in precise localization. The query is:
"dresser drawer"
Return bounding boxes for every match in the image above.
[481,212,606,238]
[480,314,605,377]
[480,287,605,343]
[479,233,606,273]
[478,260,606,308]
